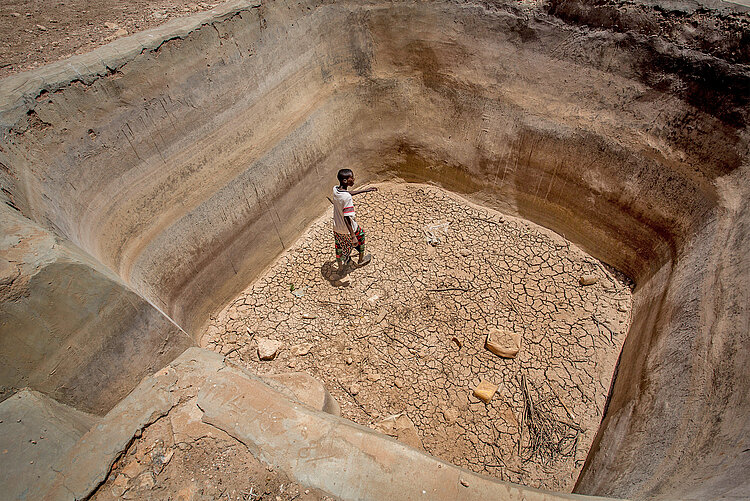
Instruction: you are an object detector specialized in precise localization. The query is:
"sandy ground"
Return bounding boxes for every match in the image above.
[0,0,222,78]
[202,182,633,492]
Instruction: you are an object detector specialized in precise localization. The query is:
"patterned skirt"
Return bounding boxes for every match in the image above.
[334,227,365,260]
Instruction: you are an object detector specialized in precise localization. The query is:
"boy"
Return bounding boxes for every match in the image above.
[332,169,377,271]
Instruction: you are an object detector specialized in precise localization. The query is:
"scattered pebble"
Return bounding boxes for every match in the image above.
[485,328,521,359]
[472,380,499,403]
[579,274,598,286]
[257,338,282,361]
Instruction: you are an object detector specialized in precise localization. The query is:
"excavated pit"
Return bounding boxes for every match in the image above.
[203,182,634,491]
[0,0,749,500]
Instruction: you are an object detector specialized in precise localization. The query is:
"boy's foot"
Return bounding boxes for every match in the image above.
[336,256,352,274]
[356,253,372,267]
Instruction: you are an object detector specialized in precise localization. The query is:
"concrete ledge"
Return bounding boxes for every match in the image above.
[35,348,624,500]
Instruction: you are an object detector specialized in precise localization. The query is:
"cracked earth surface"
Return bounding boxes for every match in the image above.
[201,182,633,492]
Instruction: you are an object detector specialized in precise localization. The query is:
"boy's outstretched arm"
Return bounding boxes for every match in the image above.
[350,186,378,196]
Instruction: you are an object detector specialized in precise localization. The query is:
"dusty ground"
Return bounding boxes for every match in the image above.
[0,0,221,78]
[201,183,633,492]
[91,396,334,501]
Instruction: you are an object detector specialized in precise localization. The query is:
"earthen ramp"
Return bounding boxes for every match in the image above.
[0,0,748,500]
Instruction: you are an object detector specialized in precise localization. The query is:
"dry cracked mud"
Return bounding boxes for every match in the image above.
[201,182,634,492]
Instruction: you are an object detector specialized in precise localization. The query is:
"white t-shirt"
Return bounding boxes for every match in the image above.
[332,186,358,235]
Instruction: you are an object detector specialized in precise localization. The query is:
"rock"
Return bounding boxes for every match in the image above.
[460,478,469,487]
[301,313,317,319]
[104,21,119,30]
[473,380,499,403]
[257,338,282,360]
[373,413,423,450]
[485,328,521,358]
[458,248,471,257]
[120,459,145,479]
[579,274,598,286]
[349,383,360,395]
[450,336,462,349]
[617,302,628,312]
[345,356,353,365]
[366,373,382,382]
[290,343,312,356]
[394,378,404,388]
[138,471,155,489]
[36,24,47,31]
[114,28,129,37]
[111,474,130,497]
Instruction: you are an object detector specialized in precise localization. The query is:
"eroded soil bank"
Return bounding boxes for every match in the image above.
[201,183,633,492]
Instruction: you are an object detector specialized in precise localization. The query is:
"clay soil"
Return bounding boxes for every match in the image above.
[202,183,633,493]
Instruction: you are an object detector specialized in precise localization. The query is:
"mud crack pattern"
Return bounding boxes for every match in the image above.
[202,183,633,492]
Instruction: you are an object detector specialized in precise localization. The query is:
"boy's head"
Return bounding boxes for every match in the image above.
[337,168,354,187]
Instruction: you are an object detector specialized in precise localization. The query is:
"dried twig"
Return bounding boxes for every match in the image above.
[519,374,582,465]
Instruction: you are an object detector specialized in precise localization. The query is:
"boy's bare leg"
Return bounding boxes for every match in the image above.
[357,246,371,266]
[337,255,353,273]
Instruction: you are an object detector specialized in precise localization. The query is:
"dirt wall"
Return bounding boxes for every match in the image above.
[0,0,748,498]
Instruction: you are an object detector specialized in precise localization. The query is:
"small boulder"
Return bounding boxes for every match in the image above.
[373,413,423,450]
[473,380,499,403]
[459,248,471,257]
[257,338,282,360]
[290,343,312,356]
[579,274,598,286]
[486,328,521,358]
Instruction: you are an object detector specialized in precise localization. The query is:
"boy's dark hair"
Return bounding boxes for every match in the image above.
[337,168,353,184]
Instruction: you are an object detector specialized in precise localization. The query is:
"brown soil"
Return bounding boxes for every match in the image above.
[0,0,222,79]
[91,398,335,501]
[202,182,633,492]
